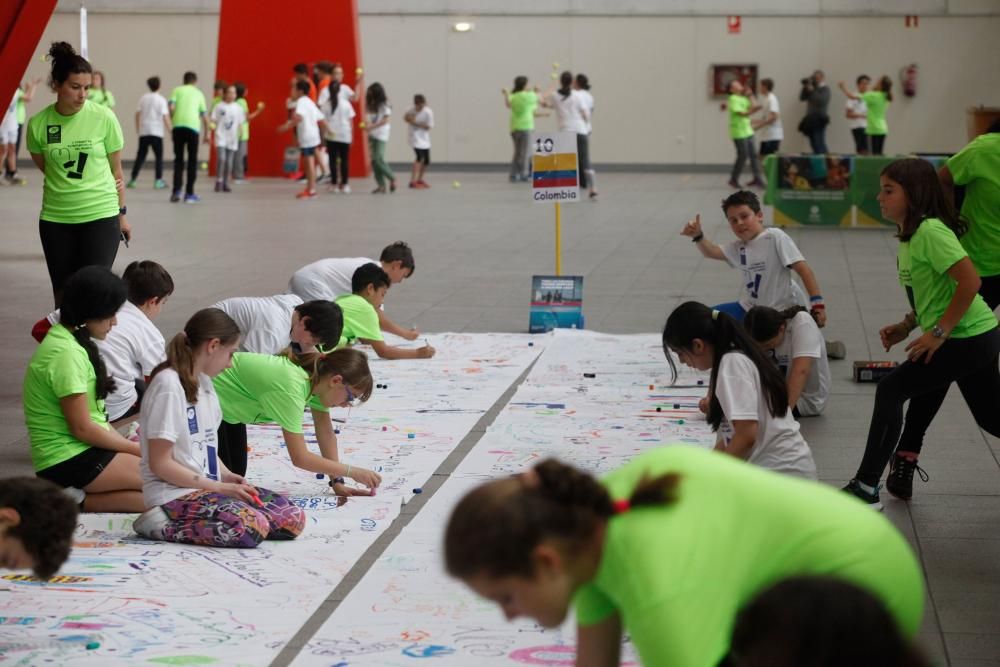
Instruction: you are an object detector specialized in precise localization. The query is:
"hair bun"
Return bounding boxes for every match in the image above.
[48,41,77,60]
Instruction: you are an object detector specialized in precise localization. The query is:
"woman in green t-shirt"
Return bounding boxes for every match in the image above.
[23,266,145,513]
[844,159,1000,508]
[839,75,892,155]
[27,42,130,307]
[212,348,382,496]
[87,71,116,108]
[444,446,923,667]
[502,76,540,183]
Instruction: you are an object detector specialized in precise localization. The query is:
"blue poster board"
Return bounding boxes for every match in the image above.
[529,275,584,333]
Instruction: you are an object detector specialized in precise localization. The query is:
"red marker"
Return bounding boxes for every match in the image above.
[249,491,264,508]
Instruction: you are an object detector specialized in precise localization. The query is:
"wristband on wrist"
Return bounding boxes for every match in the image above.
[691,233,704,243]
[809,295,824,303]
[810,303,825,310]
[345,464,352,478]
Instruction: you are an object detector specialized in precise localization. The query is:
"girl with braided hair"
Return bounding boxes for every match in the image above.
[23,266,144,512]
[444,446,924,666]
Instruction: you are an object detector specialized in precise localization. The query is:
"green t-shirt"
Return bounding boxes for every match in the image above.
[26,101,124,224]
[947,132,1000,276]
[509,91,538,132]
[88,89,116,108]
[14,88,25,124]
[169,84,207,132]
[904,218,997,337]
[860,91,889,135]
[573,447,924,667]
[212,352,326,433]
[728,94,753,139]
[237,97,250,141]
[335,294,383,347]
[23,324,110,471]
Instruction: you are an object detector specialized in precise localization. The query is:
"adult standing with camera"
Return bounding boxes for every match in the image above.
[798,70,831,154]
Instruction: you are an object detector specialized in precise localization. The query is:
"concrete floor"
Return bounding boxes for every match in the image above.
[2,170,998,666]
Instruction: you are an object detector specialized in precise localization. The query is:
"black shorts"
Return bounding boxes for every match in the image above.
[413,148,430,165]
[36,447,117,489]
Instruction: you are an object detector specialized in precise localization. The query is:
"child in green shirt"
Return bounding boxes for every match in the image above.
[839,76,892,155]
[23,266,144,513]
[336,263,435,359]
[722,79,765,189]
[844,158,1000,508]
[445,446,924,667]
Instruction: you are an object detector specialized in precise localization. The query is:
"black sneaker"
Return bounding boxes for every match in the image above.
[886,453,928,500]
[170,190,182,203]
[843,479,883,510]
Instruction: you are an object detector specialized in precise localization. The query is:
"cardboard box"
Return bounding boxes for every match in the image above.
[853,360,899,383]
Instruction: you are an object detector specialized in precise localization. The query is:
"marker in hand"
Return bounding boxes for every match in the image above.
[248,490,264,508]
[120,231,129,248]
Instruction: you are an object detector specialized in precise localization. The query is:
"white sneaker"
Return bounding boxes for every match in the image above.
[341,184,351,194]
[133,506,169,539]
[62,486,86,505]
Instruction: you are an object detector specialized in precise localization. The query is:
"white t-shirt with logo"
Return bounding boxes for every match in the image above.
[546,90,588,135]
[846,97,868,130]
[319,85,356,143]
[772,311,830,416]
[294,96,324,149]
[140,369,224,507]
[210,101,246,150]
[715,351,817,479]
[722,228,807,311]
[758,92,784,142]
[407,106,434,149]
[288,257,377,301]
[137,92,170,137]
[367,104,391,142]
[95,301,166,421]
[212,294,303,355]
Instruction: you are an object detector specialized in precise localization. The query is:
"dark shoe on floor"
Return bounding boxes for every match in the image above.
[746,179,767,189]
[842,479,883,510]
[389,180,397,193]
[886,452,929,500]
[170,191,182,203]
[727,179,740,189]
[214,181,222,192]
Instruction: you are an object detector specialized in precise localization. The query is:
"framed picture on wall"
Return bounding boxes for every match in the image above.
[711,64,758,96]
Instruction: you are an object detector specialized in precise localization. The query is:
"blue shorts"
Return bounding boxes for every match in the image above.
[300,145,317,157]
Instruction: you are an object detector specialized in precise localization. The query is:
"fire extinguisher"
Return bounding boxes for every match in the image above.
[901,63,918,98]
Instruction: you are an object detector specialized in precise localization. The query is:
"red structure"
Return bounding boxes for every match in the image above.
[216,0,368,178]
[0,0,57,116]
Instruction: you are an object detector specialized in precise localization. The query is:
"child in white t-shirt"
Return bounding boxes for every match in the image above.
[318,63,359,193]
[404,94,434,189]
[745,305,831,417]
[846,74,871,154]
[664,301,817,479]
[681,190,828,327]
[132,308,306,548]
[287,242,420,341]
[212,295,343,355]
[32,261,174,424]
[209,84,246,193]
[364,82,395,194]
[279,79,327,199]
[128,76,171,189]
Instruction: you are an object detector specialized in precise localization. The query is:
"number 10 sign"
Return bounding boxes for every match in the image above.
[532,132,579,204]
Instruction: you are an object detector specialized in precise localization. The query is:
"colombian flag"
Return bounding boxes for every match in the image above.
[533,153,578,188]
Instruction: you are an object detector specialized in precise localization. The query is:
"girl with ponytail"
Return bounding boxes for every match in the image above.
[744,305,831,416]
[663,301,816,478]
[211,348,382,496]
[445,447,925,666]
[23,266,144,512]
[133,308,305,548]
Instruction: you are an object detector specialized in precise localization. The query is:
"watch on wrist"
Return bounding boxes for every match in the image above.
[119,206,127,215]
[931,324,947,338]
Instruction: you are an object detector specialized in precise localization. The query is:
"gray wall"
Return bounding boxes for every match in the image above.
[33,3,1000,165]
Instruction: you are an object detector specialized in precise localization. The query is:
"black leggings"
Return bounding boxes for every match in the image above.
[851,127,869,154]
[326,140,350,185]
[172,127,200,195]
[855,326,1000,486]
[217,421,248,477]
[894,276,1000,457]
[870,134,886,156]
[576,133,591,189]
[131,135,164,181]
[39,216,121,307]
